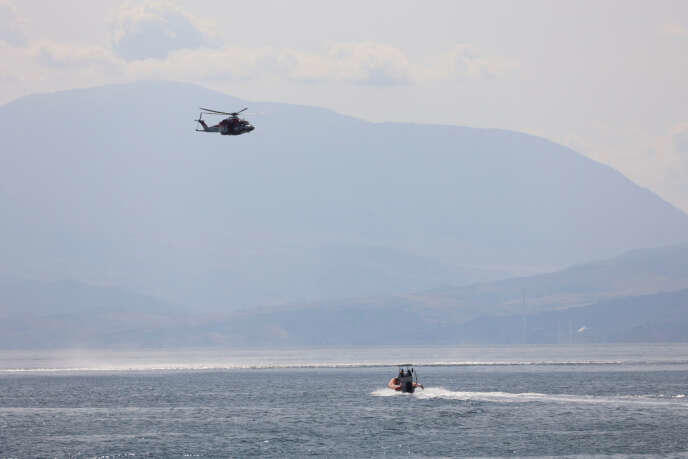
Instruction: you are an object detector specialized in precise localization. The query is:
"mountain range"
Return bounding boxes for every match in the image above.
[1,81,687,347]
[1,243,687,348]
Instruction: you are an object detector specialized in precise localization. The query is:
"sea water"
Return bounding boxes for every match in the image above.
[1,344,687,457]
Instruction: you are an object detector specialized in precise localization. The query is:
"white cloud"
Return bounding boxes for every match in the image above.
[0,38,517,103]
[0,0,518,105]
[662,23,688,37]
[124,46,254,80]
[673,123,688,154]
[452,44,518,79]
[425,44,519,80]
[34,42,122,70]
[325,42,412,85]
[111,1,217,61]
[120,41,511,86]
[2,0,513,89]
[0,0,27,46]
[122,42,414,86]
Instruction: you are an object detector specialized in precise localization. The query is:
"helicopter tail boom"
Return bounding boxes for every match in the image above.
[195,112,214,131]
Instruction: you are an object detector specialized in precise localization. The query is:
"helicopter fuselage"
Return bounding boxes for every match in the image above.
[219,117,254,135]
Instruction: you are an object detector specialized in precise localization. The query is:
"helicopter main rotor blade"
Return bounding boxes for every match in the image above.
[200,107,232,115]
[199,107,249,116]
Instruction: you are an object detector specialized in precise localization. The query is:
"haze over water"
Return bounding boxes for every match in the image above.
[2,344,687,457]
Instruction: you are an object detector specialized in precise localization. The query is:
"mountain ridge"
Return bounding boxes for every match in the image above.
[1,243,687,348]
[1,80,687,311]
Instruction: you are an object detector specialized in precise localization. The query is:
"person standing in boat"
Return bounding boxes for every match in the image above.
[388,369,424,391]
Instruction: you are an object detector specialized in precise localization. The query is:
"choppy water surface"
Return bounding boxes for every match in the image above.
[1,344,687,457]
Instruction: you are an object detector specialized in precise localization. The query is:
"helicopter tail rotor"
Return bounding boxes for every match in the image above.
[195,113,209,131]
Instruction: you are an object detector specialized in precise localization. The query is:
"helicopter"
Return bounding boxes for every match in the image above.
[195,107,255,135]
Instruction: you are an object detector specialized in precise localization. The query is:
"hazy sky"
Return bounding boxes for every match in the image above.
[2,0,687,211]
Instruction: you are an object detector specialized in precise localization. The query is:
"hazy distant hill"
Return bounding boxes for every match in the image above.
[0,278,190,348]
[1,81,687,310]
[2,245,687,348]
[204,244,688,345]
[5,283,683,348]
[456,289,688,344]
[403,243,688,319]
